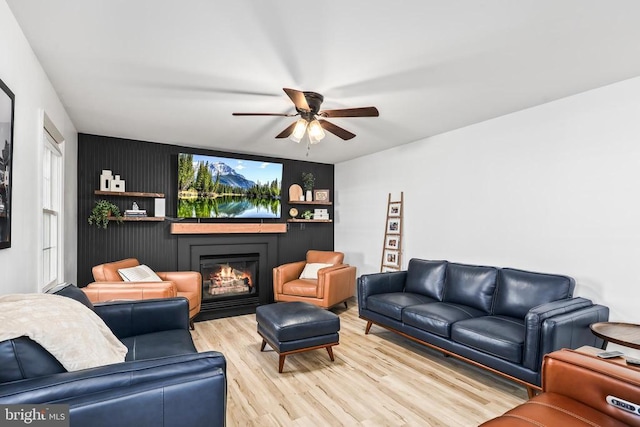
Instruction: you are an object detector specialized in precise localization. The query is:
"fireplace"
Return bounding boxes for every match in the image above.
[201,254,259,301]
[177,234,278,320]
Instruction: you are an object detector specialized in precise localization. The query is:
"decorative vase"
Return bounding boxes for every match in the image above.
[306,190,312,201]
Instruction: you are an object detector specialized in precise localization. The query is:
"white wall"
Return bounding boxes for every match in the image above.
[0,1,77,293]
[336,75,640,328]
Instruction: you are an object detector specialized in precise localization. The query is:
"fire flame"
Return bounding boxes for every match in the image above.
[210,264,252,286]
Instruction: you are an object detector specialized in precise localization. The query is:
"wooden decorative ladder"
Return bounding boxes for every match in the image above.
[380,192,403,272]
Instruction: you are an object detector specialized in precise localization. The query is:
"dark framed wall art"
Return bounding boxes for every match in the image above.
[0,78,14,249]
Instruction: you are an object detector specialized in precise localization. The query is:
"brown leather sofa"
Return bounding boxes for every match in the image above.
[85,258,202,325]
[481,348,640,426]
[273,250,356,309]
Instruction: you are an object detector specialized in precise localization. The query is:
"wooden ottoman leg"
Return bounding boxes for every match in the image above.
[260,339,267,352]
[326,345,335,361]
[278,355,286,373]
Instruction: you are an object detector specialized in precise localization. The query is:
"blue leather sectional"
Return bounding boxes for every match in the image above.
[0,285,226,427]
[358,259,609,395]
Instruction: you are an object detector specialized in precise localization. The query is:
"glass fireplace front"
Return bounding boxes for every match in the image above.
[200,254,259,302]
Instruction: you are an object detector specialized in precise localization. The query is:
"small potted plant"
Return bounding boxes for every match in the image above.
[88,199,123,229]
[301,172,315,201]
[302,210,314,220]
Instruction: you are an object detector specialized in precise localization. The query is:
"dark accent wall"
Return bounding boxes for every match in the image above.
[77,134,334,287]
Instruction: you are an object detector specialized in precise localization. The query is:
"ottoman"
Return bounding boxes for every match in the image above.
[256,302,340,373]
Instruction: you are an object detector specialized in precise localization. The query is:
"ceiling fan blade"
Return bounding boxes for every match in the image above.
[319,119,356,140]
[319,107,379,118]
[283,88,310,111]
[275,122,297,139]
[232,112,296,117]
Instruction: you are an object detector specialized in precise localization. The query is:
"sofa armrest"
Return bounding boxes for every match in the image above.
[94,298,190,339]
[357,271,407,310]
[523,298,609,371]
[157,271,201,295]
[540,303,609,358]
[317,265,356,300]
[542,349,640,426]
[273,261,306,294]
[0,352,226,427]
[83,282,178,303]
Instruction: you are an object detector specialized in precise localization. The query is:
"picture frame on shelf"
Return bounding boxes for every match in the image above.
[313,189,330,202]
[384,235,399,250]
[383,249,399,268]
[381,266,399,273]
[0,78,14,249]
[388,202,401,217]
[386,218,401,234]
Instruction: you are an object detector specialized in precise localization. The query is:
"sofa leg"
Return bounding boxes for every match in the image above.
[189,318,195,330]
[326,345,335,361]
[344,301,348,309]
[365,321,373,334]
[526,386,537,399]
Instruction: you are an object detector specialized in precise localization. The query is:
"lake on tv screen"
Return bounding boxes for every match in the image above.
[177,154,282,219]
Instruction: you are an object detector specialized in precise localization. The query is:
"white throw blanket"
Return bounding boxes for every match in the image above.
[0,293,128,371]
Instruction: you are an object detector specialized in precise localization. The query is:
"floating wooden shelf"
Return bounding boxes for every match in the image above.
[287,219,333,223]
[170,223,287,234]
[288,200,332,205]
[95,190,165,198]
[108,216,165,222]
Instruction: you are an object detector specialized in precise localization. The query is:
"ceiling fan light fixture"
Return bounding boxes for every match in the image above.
[234,88,379,146]
[308,119,325,144]
[290,119,308,143]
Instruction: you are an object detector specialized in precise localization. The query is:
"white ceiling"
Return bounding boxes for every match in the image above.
[7,1,640,164]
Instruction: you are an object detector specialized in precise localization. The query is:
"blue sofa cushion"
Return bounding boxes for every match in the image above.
[493,268,576,319]
[451,316,525,364]
[403,302,485,338]
[404,259,447,300]
[121,330,197,361]
[443,263,497,313]
[367,292,436,321]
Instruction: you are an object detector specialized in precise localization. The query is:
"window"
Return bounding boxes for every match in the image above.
[42,128,62,288]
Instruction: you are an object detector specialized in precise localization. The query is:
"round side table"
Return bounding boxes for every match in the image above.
[590,322,640,350]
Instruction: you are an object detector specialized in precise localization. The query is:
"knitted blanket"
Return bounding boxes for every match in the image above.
[0,293,127,371]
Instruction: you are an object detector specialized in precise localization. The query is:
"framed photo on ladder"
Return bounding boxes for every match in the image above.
[385,235,399,250]
[386,218,401,234]
[383,249,400,268]
[388,202,401,217]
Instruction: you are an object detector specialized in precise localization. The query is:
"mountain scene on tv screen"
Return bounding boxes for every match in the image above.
[177,153,282,218]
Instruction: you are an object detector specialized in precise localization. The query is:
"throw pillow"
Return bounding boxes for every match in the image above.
[118,264,162,282]
[46,283,95,310]
[299,263,333,279]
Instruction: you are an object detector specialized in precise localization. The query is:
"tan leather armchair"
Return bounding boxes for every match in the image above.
[85,258,202,326]
[273,250,356,309]
[481,348,640,426]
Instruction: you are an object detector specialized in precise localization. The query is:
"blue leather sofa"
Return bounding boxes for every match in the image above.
[0,285,226,427]
[358,259,609,396]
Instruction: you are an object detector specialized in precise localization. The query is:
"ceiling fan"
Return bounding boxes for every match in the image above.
[232,88,379,144]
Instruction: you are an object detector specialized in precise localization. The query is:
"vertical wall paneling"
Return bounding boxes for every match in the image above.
[77,134,334,287]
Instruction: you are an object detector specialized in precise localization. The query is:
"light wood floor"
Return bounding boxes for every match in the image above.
[191,298,526,426]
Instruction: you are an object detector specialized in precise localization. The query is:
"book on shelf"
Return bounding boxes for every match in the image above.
[124,209,147,217]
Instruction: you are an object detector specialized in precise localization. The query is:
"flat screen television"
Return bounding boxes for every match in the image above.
[177,153,282,219]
